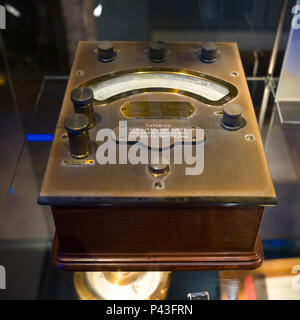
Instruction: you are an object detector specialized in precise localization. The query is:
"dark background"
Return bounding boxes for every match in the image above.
[0,0,294,130]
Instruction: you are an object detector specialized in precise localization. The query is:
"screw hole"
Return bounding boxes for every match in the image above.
[245,134,255,141]
[62,134,68,142]
[154,182,163,190]
[214,110,223,116]
[76,70,84,76]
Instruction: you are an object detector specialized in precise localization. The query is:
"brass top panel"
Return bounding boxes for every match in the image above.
[38,41,276,206]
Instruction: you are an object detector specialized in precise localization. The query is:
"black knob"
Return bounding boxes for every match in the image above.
[148,163,170,178]
[221,103,243,131]
[70,87,93,106]
[200,41,217,63]
[97,41,116,62]
[64,114,91,158]
[70,87,95,129]
[149,41,165,62]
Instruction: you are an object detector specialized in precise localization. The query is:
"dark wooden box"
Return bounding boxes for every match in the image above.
[39,42,276,271]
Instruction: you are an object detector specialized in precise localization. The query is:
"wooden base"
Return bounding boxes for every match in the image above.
[51,205,265,271]
[52,233,264,271]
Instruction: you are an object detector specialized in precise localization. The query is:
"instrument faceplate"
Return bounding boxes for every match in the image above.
[39,41,276,206]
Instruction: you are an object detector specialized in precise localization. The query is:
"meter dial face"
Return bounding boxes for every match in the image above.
[84,69,238,106]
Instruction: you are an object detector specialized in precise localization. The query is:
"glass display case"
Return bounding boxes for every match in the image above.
[0,0,300,301]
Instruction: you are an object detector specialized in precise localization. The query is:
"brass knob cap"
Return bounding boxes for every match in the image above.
[221,103,243,131]
[64,114,91,159]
